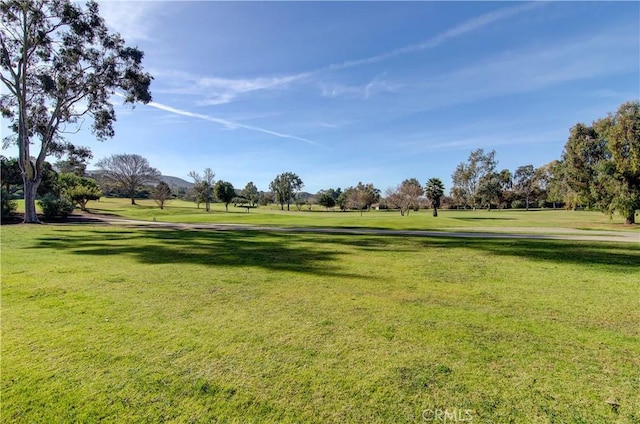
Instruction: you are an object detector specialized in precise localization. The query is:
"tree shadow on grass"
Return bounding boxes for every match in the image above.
[32,227,640,275]
[434,237,640,270]
[450,217,516,221]
[314,234,640,271]
[33,228,357,278]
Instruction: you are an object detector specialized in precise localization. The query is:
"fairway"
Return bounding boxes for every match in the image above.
[84,197,640,233]
[2,219,639,422]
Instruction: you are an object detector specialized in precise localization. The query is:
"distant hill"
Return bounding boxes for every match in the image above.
[86,170,193,189]
[160,175,193,189]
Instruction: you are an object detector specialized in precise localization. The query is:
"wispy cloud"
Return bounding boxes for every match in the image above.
[196,74,308,106]
[150,3,543,108]
[145,100,320,146]
[151,70,309,106]
[414,26,639,109]
[324,2,545,71]
[320,75,399,99]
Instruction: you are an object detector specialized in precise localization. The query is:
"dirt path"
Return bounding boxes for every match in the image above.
[62,213,639,243]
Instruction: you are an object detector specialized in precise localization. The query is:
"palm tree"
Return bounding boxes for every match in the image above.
[425,178,445,217]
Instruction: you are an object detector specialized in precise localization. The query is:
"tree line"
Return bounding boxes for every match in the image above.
[446,101,639,223]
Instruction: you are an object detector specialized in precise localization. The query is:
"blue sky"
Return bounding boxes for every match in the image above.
[3,1,639,194]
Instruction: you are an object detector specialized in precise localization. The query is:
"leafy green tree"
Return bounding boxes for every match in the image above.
[1,187,17,220]
[38,193,74,220]
[563,101,640,223]
[189,168,215,212]
[425,178,445,217]
[562,123,607,207]
[476,172,503,210]
[269,172,303,211]
[534,162,566,208]
[54,145,93,176]
[152,181,172,210]
[214,180,235,212]
[59,172,101,211]
[317,189,337,210]
[0,0,152,223]
[451,149,497,208]
[496,169,513,209]
[96,154,160,205]
[592,101,640,223]
[0,156,22,194]
[514,165,536,210]
[241,181,259,206]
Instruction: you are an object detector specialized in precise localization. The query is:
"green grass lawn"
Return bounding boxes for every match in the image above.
[2,223,639,422]
[74,197,640,233]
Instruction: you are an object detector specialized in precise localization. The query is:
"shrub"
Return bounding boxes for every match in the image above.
[38,194,74,220]
[511,199,526,209]
[1,188,17,221]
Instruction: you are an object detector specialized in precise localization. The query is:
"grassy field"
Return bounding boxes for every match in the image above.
[66,197,640,233]
[2,218,639,422]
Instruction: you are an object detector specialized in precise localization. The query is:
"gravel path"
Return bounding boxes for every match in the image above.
[63,213,640,243]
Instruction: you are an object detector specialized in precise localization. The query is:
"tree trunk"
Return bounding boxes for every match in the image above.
[433,207,438,217]
[626,212,635,225]
[205,201,210,212]
[130,196,136,205]
[23,177,41,223]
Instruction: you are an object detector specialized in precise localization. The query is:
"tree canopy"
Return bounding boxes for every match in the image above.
[214,180,235,212]
[562,101,640,224]
[240,181,259,207]
[269,172,303,211]
[96,154,160,205]
[58,172,101,211]
[451,149,497,208]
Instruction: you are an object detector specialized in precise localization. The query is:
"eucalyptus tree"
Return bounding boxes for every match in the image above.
[590,101,639,223]
[269,172,303,211]
[562,123,606,208]
[538,160,568,209]
[451,149,497,208]
[514,165,536,210]
[54,145,93,176]
[0,0,152,222]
